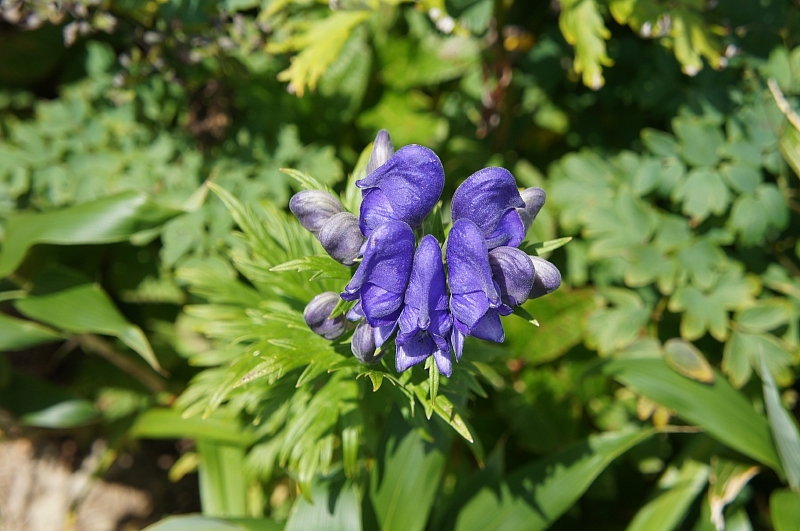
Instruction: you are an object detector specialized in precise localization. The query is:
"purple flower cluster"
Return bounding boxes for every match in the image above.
[292,131,560,377]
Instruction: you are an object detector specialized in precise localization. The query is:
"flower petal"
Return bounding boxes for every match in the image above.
[517,187,546,233]
[484,208,525,249]
[529,256,562,299]
[489,246,535,307]
[446,218,500,327]
[451,167,525,248]
[303,292,346,340]
[342,220,415,301]
[289,190,344,234]
[471,309,504,343]
[451,327,465,360]
[357,145,444,232]
[361,283,404,326]
[366,129,395,174]
[318,212,364,266]
[403,235,448,330]
[396,330,438,372]
[358,188,396,237]
[433,349,452,377]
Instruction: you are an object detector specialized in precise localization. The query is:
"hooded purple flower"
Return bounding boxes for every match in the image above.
[341,220,415,327]
[451,167,526,249]
[357,145,444,237]
[446,218,507,360]
[395,235,453,376]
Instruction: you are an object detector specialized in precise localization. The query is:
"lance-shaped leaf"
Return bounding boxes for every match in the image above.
[15,283,162,371]
[451,167,525,249]
[454,429,653,531]
[601,357,781,471]
[0,313,63,351]
[0,191,182,277]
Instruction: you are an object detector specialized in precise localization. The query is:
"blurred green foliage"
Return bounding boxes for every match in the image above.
[1,0,800,529]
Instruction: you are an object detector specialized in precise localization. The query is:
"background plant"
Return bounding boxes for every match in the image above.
[1,0,800,530]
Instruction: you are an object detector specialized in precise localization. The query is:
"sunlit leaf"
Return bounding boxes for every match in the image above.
[14,283,161,370]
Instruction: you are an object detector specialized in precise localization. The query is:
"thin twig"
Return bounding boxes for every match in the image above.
[78,334,166,394]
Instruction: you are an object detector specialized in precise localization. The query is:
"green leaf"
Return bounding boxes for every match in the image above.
[558,0,613,89]
[586,289,650,355]
[708,458,760,530]
[197,439,248,517]
[454,429,654,531]
[641,129,679,158]
[142,515,283,531]
[723,331,793,389]
[0,191,181,276]
[771,490,800,531]
[280,168,330,193]
[720,164,761,195]
[131,408,255,446]
[736,299,792,332]
[270,255,352,281]
[673,116,725,167]
[524,236,572,256]
[760,356,800,489]
[0,313,62,351]
[672,168,730,222]
[601,357,781,471]
[370,412,448,531]
[270,11,371,97]
[506,289,594,364]
[285,478,361,531]
[662,338,715,384]
[14,283,161,370]
[625,436,714,531]
[20,398,99,428]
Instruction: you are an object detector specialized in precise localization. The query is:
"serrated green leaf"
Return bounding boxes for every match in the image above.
[559,0,613,89]
[271,11,371,97]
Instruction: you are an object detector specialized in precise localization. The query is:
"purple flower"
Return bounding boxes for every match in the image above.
[341,220,415,327]
[303,292,346,340]
[529,255,562,298]
[451,167,526,249]
[357,145,444,237]
[517,187,546,233]
[318,212,364,266]
[488,246,535,312]
[289,190,344,235]
[366,129,395,174]
[446,218,506,360]
[396,235,453,376]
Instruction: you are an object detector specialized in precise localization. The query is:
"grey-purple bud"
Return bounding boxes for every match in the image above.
[303,292,346,340]
[351,320,384,364]
[517,187,546,232]
[318,212,364,266]
[366,129,395,174]
[289,190,344,234]
[528,256,561,299]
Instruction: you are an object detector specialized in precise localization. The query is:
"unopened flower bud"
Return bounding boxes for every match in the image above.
[351,320,385,364]
[289,190,344,235]
[517,187,546,232]
[366,129,395,174]
[528,256,561,299]
[303,292,346,340]
[318,212,364,266]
